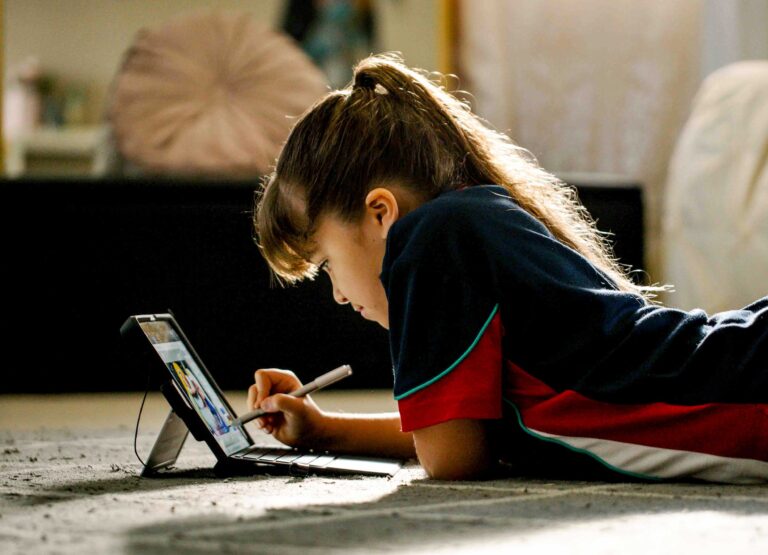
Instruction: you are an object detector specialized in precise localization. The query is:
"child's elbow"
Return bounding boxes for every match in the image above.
[422,457,491,481]
[413,418,495,481]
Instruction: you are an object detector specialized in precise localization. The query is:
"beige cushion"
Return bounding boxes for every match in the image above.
[663,61,768,311]
[108,10,328,177]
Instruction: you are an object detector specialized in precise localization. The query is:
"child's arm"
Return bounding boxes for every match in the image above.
[247,368,416,459]
[248,369,497,477]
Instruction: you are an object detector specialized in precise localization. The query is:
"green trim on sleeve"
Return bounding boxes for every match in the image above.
[394,304,499,401]
[502,397,661,482]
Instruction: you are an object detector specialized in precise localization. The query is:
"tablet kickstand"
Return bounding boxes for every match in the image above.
[140,409,189,477]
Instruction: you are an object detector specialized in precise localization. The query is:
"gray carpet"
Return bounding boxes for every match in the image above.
[3,393,768,554]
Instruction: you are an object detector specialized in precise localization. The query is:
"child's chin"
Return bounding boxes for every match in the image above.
[361,310,385,327]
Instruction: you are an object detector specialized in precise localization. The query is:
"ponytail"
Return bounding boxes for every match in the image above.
[256,53,663,301]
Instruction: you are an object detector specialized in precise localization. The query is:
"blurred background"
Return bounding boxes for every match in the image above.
[2,0,767,393]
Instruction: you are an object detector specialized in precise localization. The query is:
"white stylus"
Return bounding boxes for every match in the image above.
[232,364,353,426]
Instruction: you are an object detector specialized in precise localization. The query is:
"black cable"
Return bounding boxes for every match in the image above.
[133,370,152,467]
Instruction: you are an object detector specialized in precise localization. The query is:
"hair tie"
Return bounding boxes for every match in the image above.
[354,72,388,95]
[354,72,376,90]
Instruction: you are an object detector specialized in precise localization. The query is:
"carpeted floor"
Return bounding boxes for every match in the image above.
[3,392,768,554]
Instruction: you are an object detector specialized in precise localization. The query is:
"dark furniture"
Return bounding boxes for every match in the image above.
[2,177,643,393]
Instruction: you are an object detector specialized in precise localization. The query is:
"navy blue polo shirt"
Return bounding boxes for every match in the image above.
[380,184,768,483]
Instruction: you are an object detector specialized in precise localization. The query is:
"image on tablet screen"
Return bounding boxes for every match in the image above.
[138,320,250,455]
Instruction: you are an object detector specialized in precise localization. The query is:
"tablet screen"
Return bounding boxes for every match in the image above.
[139,320,250,456]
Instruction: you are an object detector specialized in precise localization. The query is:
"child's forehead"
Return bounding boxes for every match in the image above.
[306,214,361,253]
[313,212,359,236]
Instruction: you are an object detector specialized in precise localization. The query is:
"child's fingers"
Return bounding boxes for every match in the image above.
[259,414,276,429]
[271,370,302,393]
[246,383,259,411]
[260,414,280,435]
[261,393,303,415]
[247,370,307,442]
[252,369,302,408]
[253,370,272,407]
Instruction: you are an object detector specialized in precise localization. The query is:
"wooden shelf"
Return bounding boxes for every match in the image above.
[6,125,110,177]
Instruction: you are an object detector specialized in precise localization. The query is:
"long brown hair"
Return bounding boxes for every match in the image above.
[255,53,660,301]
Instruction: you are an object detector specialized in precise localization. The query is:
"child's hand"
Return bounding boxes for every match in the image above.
[246,368,326,448]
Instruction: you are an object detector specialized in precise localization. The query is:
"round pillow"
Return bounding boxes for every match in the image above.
[108,10,328,177]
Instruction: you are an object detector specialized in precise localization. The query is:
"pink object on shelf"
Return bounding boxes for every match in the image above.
[108,10,328,177]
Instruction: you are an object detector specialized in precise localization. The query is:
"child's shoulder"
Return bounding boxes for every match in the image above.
[395,184,548,241]
[426,183,517,213]
[385,184,552,271]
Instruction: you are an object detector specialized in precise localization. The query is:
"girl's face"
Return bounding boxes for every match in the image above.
[309,187,414,330]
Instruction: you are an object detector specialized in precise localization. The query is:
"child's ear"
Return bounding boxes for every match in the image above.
[364,187,399,238]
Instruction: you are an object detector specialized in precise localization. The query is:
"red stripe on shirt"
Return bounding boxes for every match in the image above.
[505,361,768,461]
[398,311,504,432]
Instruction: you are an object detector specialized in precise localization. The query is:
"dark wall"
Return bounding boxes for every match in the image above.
[1,177,643,393]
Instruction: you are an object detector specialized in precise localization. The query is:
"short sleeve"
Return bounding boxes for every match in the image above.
[381,206,505,432]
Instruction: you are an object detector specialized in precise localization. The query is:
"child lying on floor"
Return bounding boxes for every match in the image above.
[246,53,768,484]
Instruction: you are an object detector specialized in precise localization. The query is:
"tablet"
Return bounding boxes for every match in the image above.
[121,312,403,477]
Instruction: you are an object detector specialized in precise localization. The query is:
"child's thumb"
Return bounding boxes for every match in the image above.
[262,394,302,414]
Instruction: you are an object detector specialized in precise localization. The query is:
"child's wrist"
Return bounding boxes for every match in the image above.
[307,409,340,452]
[314,410,344,451]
